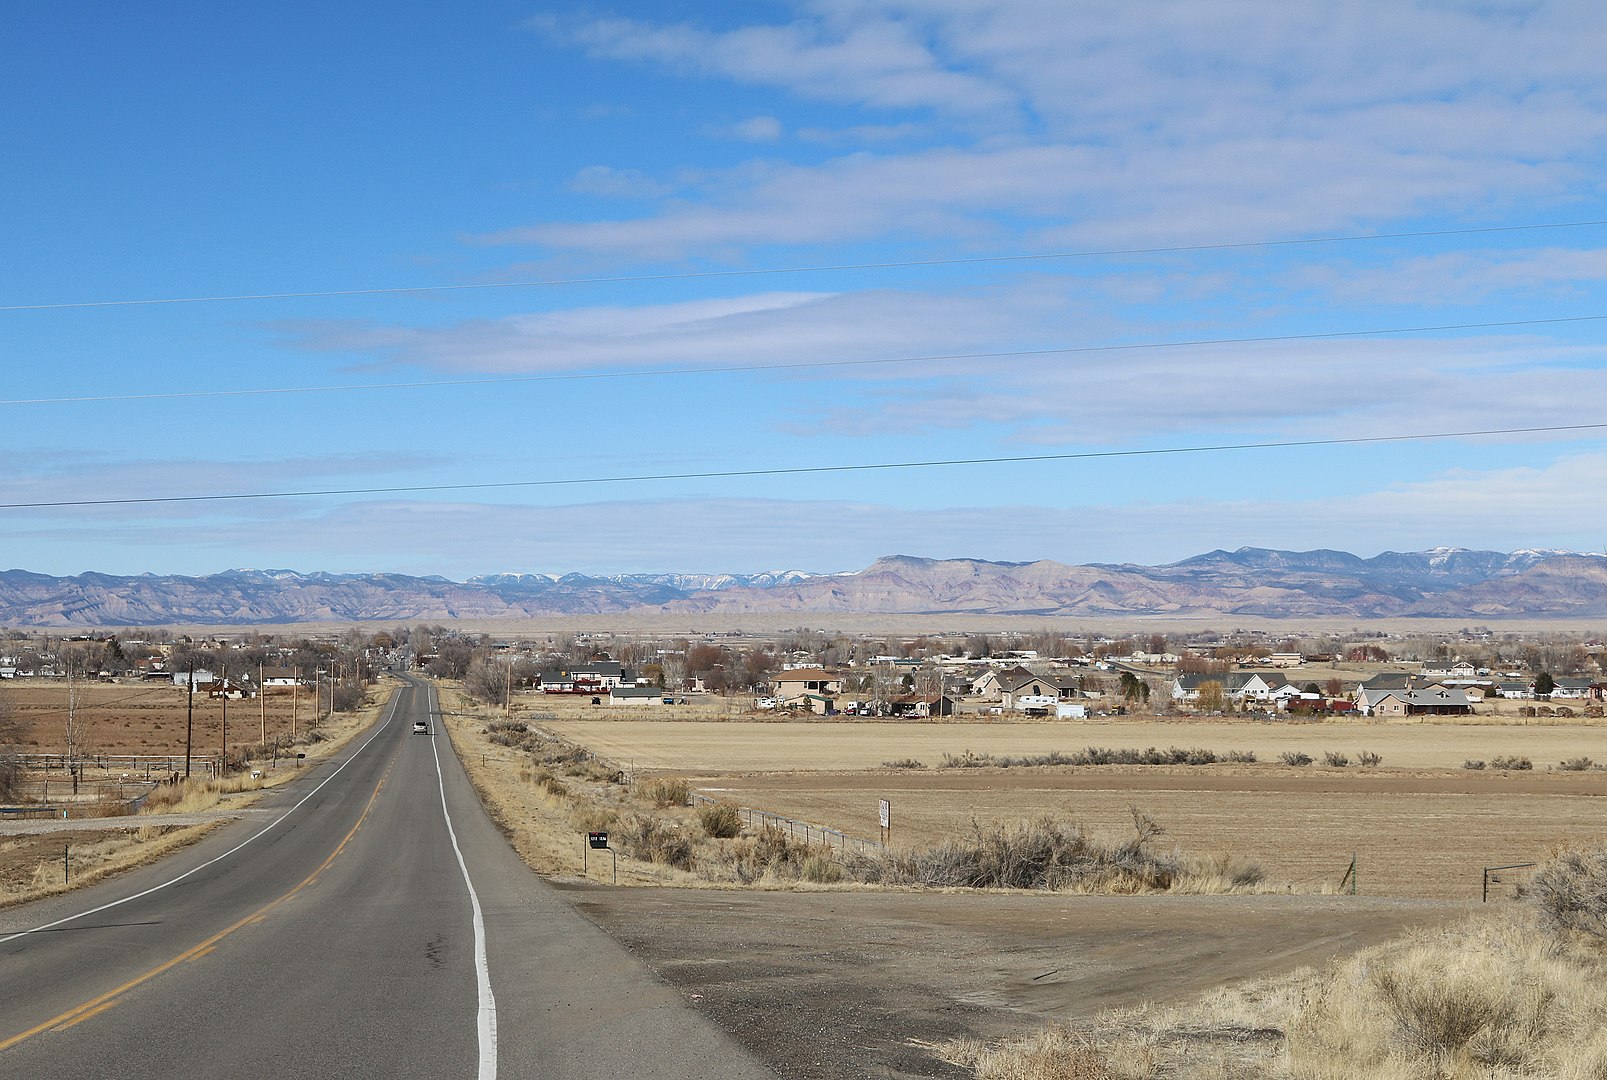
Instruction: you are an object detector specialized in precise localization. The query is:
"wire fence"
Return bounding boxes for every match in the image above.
[15,753,223,779]
[689,793,885,857]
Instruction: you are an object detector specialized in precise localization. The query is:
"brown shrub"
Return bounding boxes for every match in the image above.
[638,776,691,808]
[615,813,694,870]
[697,802,742,838]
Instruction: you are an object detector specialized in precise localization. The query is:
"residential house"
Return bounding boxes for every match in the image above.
[888,694,956,718]
[771,667,843,701]
[1355,688,1410,717]
[1551,678,1593,700]
[260,667,303,690]
[1421,661,1478,679]
[969,665,1034,701]
[538,660,635,694]
[1000,671,1081,712]
[1401,688,1473,715]
[173,670,216,692]
[1171,672,1289,705]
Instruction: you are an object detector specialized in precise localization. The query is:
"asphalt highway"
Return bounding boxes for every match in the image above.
[0,676,776,1079]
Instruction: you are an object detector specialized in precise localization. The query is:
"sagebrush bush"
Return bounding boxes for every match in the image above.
[1323,751,1350,768]
[1279,751,1314,767]
[616,813,694,870]
[936,746,1257,770]
[568,805,617,834]
[697,802,743,838]
[860,810,1206,893]
[1531,848,1607,941]
[1464,759,1487,770]
[1357,750,1382,767]
[882,758,927,769]
[1288,920,1598,1078]
[710,824,840,884]
[1560,757,1596,772]
[1491,754,1533,770]
[638,776,692,807]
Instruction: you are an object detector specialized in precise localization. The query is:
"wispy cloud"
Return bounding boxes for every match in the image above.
[273,284,1079,375]
[512,3,1607,261]
[708,116,784,142]
[566,164,672,198]
[21,453,1607,577]
[531,10,1017,116]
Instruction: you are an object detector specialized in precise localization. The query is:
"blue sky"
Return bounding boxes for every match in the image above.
[6,1,1607,578]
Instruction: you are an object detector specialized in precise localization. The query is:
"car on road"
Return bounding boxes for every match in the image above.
[413,720,430,734]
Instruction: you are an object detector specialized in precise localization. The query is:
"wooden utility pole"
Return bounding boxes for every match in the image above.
[259,661,266,747]
[65,666,79,794]
[184,660,195,778]
[291,666,298,741]
[220,677,228,775]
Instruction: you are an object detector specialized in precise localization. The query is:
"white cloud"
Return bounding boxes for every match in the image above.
[513,2,1607,261]
[1298,246,1607,306]
[532,11,1017,116]
[274,283,1080,376]
[567,165,671,198]
[712,116,784,142]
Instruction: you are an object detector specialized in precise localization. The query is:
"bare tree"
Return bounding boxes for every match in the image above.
[659,654,688,692]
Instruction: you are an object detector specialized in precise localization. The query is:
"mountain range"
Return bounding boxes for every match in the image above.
[1,549,1604,626]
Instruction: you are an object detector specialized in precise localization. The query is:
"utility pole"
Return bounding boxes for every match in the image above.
[65,665,78,794]
[259,661,266,747]
[184,660,194,778]
[220,677,228,776]
[291,665,299,741]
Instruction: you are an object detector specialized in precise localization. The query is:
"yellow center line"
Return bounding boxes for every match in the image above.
[0,756,398,1053]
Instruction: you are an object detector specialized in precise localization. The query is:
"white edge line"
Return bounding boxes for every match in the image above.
[0,684,405,946]
[427,681,498,1080]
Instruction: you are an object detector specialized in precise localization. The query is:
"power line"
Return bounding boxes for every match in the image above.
[4,219,1606,313]
[3,421,1603,511]
[6,311,1607,409]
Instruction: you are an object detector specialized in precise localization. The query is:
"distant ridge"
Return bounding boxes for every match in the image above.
[0,549,1603,625]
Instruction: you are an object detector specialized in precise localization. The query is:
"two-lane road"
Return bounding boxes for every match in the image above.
[0,676,775,1079]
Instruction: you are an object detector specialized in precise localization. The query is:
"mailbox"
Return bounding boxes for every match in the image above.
[588,831,609,849]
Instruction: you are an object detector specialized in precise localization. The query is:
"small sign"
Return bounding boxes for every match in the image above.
[588,831,610,849]
[878,799,890,830]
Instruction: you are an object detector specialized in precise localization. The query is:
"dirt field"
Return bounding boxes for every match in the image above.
[546,716,1607,772]
[4,677,353,758]
[544,718,1607,900]
[438,689,1472,1078]
[702,770,1605,900]
[566,885,1464,1079]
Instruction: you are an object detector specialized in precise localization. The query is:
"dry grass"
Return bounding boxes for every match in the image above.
[546,718,1607,772]
[639,776,692,808]
[444,685,1264,895]
[943,847,1607,1079]
[0,822,222,910]
[944,1027,1149,1080]
[858,812,1265,894]
[438,684,686,886]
